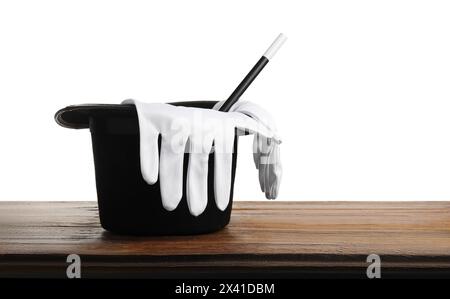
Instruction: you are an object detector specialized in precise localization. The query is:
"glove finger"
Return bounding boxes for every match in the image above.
[264,143,276,199]
[186,136,213,216]
[139,122,160,185]
[159,134,187,211]
[213,127,235,211]
[253,134,260,169]
[265,142,282,199]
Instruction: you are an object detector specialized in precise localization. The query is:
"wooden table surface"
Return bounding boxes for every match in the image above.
[1,201,450,278]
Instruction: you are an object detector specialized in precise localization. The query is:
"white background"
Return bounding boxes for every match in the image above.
[1,0,450,201]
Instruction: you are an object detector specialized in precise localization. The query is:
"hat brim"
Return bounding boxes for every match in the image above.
[55,101,217,129]
[54,104,136,129]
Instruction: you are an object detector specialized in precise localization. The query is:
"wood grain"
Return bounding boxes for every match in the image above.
[1,201,450,278]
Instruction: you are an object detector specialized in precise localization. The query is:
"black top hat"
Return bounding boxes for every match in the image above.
[54,100,234,235]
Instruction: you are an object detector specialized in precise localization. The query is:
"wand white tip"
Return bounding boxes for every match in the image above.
[263,33,287,60]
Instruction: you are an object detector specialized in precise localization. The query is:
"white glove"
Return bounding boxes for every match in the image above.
[213,101,282,199]
[123,99,277,216]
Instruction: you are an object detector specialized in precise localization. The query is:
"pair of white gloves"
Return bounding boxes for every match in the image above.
[123,99,282,216]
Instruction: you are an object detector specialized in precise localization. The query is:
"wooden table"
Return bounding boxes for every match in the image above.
[1,201,450,278]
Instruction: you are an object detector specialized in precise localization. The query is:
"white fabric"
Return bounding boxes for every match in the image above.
[123,99,281,216]
[213,101,282,199]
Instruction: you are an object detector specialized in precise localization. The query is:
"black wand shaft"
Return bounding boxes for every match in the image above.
[219,56,269,112]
